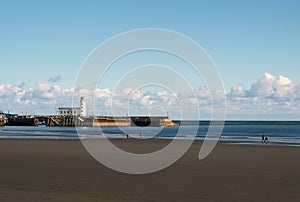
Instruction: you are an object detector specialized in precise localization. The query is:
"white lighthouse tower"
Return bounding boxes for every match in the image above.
[80,96,87,117]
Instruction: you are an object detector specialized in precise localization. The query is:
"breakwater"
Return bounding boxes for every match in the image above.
[0,116,4,126]
[45,116,178,127]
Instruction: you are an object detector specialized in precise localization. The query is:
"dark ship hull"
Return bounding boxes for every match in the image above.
[130,116,166,127]
[7,116,39,126]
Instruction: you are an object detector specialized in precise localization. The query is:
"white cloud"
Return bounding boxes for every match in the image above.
[247,72,276,97]
[229,85,245,97]
[227,72,300,119]
[244,72,299,100]
[0,83,75,114]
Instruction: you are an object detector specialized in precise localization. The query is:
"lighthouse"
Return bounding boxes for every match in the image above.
[80,96,87,117]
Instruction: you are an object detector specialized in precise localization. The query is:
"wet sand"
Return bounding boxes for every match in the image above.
[0,139,300,201]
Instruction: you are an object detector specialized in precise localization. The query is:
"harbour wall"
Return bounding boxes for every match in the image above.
[45,116,178,127]
[0,116,4,126]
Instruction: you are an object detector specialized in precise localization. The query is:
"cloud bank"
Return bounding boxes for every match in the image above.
[227,73,300,119]
[0,73,299,120]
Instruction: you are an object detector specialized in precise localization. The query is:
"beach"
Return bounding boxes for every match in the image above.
[0,139,299,202]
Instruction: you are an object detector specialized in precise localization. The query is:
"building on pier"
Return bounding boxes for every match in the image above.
[58,96,87,117]
[58,107,81,116]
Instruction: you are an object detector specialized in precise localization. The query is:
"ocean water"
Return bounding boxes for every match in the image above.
[0,121,300,146]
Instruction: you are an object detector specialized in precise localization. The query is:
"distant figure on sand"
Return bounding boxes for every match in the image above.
[126,134,129,139]
[140,132,142,139]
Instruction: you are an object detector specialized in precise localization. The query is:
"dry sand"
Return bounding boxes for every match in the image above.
[0,139,299,202]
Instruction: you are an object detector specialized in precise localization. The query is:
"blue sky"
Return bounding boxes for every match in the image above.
[0,0,300,119]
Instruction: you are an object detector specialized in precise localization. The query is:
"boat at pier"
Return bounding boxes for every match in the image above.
[6,115,39,126]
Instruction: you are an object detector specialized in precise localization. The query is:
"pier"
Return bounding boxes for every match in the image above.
[1,97,178,127]
[46,116,94,127]
[44,116,178,127]
[0,115,4,126]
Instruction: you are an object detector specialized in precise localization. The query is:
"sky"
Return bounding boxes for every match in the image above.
[0,0,300,120]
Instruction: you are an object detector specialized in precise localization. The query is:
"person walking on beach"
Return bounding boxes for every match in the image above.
[265,135,268,143]
[262,134,269,143]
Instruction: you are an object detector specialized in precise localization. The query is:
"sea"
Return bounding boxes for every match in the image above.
[1,121,300,147]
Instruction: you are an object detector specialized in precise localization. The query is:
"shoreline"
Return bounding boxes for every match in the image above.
[1,135,300,148]
[0,138,300,201]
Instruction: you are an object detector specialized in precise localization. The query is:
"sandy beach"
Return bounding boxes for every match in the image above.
[0,139,299,202]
